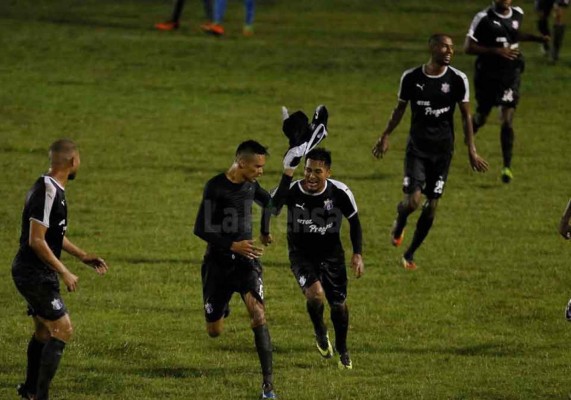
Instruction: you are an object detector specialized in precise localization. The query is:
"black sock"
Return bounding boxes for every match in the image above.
[24,336,45,394]
[538,19,550,38]
[306,299,327,337]
[393,201,413,238]
[203,0,213,21]
[500,125,514,168]
[404,205,435,261]
[552,24,566,61]
[36,337,66,400]
[252,325,273,387]
[171,0,185,22]
[330,304,349,355]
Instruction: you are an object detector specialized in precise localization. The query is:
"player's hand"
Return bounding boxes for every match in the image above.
[260,233,273,246]
[494,47,519,60]
[469,152,488,173]
[350,254,364,278]
[61,270,79,292]
[81,254,109,275]
[231,240,264,259]
[372,135,389,159]
[559,221,571,240]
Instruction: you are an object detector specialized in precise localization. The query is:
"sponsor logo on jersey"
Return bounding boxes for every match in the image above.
[309,222,334,235]
[441,83,450,93]
[493,20,502,26]
[416,83,425,91]
[51,298,63,311]
[417,100,430,106]
[295,203,305,210]
[424,106,450,117]
[323,199,333,211]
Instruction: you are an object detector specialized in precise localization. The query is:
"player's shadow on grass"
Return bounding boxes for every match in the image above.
[116,256,202,265]
[387,342,524,357]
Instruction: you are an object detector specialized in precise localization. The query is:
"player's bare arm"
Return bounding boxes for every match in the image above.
[29,220,79,292]
[517,31,550,44]
[372,100,407,159]
[459,102,488,172]
[463,37,520,60]
[63,236,109,275]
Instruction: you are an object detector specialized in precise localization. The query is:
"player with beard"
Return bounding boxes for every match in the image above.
[193,140,276,399]
[464,0,548,183]
[372,34,488,270]
[263,147,364,370]
[12,139,109,400]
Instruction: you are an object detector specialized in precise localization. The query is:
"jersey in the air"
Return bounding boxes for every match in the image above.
[271,177,358,260]
[398,65,469,157]
[467,6,525,76]
[12,176,68,282]
[194,173,271,254]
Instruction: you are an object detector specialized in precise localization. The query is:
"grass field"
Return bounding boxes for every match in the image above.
[1,0,570,399]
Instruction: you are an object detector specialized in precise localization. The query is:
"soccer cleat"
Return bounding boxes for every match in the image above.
[501,167,513,184]
[402,256,417,271]
[260,383,277,399]
[565,298,571,322]
[243,24,254,37]
[338,352,353,370]
[202,23,224,36]
[17,383,33,400]
[154,20,179,31]
[390,220,405,247]
[315,333,334,359]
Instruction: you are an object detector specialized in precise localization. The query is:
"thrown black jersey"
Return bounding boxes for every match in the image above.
[194,173,271,255]
[398,65,469,157]
[12,176,68,282]
[467,6,525,77]
[270,176,359,260]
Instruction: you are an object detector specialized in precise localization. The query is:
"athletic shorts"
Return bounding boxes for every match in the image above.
[290,255,347,306]
[403,150,452,200]
[474,68,521,113]
[201,252,264,323]
[13,278,68,321]
[535,0,569,12]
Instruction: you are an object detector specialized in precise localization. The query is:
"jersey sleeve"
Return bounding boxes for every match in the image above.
[193,180,233,250]
[397,70,413,102]
[254,182,271,208]
[467,11,487,42]
[331,181,358,219]
[29,178,56,228]
[455,69,470,103]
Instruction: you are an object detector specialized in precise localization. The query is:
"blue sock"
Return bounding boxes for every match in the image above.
[244,0,255,25]
[213,0,227,24]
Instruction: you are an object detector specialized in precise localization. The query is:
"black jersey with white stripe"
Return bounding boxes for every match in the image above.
[398,65,469,157]
[194,173,271,255]
[467,6,525,76]
[272,177,358,260]
[12,176,68,281]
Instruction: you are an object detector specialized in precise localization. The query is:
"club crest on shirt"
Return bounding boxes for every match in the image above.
[51,298,63,311]
[512,20,519,29]
[441,83,450,93]
[323,199,333,211]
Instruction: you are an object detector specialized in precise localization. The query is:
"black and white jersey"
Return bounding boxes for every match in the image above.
[398,65,469,157]
[467,6,525,76]
[271,177,358,260]
[12,176,68,282]
[194,173,271,254]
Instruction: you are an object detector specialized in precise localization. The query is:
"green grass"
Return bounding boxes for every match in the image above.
[1,0,570,398]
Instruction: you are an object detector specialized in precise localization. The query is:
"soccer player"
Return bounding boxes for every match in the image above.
[12,139,109,400]
[464,0,549,183]
[155,0,213,31]
[202,0,255,36]
[536,0,568,62]
[372,34,488,270]
[193,140,276,399]
[264,147,364,370]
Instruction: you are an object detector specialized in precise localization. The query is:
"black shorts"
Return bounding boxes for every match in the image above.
[535,0,569,13]
[290,255,347,306]
[201,252,264,323]
[13,278,68,321]
[403,150,452,199]
[474,68,521,113]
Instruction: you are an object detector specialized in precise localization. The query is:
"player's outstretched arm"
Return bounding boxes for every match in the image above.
[559,199,571,240]
[463,37,520,60]
[372,101,407,159]
[459,102,488,172]
[63,236,109,275]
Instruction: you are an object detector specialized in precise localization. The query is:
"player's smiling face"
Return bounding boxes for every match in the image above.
[303,158,330,193]
[494,0,512,12]
[241,154,266,182]
[432,37,454,66]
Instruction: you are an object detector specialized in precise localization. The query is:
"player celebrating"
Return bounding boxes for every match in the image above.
[372,34,488,270]
[264,141,364,370]
[536,0,568,62]
[464,0,549,183]
[12,139,109,400]
[193,140,276,399]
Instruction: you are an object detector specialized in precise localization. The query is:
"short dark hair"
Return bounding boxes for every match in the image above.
[428,33,451,47]
[49,139,77,164]
[236,140,269,159]
[306,147,331,168]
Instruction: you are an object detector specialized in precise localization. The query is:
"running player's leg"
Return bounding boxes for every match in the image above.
[499,106,516,182]
[392,152,424,245]
[536,0,554,53]
[243,0,255,35]
[472,70,495,134]
[304,281,332,357]
[171,0,186,23]
[403,198,439,266]
[552,1,568,61]
[19,318,49,399]
[202,259,232,337]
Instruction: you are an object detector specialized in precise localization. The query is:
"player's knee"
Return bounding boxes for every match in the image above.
[306,287,325,303]
[52,323,73,342]
[250,311,267,328]
[34,329,51,343]
[408,195,422,211]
